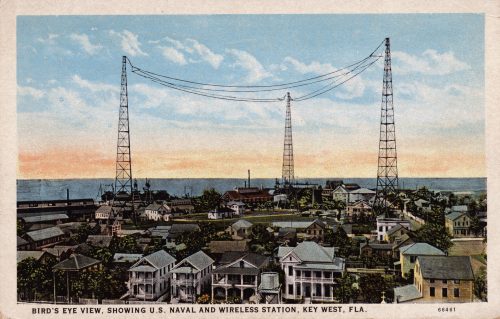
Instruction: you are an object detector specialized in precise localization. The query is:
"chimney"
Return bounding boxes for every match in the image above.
[248,169,251,188]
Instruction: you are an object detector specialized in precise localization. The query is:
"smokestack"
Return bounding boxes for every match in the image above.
[244,181,247,188]
[66,189,69,201]
[248,169,251,188]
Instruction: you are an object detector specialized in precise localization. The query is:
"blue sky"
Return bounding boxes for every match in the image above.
[17,14,485,178]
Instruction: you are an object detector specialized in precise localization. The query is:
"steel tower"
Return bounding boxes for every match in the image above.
[282,92,294,185]
[374,38,399,215]
[114,56,133,201]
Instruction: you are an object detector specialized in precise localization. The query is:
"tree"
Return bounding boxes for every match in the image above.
[17,257,56,301]
[198,188,222,211]
[414,223,452,253]
[249,224,276,253]
[474,266,487,301]
[358,273,394,303]
[324,228,351,258]
[333,273,359,303]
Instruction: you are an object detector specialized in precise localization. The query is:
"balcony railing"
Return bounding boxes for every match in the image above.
[172,279,200,287]
[129,277,159,284]
[294,276,335,283]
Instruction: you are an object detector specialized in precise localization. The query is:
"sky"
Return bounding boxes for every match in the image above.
[17,14,485,179]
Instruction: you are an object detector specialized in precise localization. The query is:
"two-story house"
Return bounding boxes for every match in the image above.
[394,256,474,303]
[170,251,215,303]
[227,201,246,216]
[128,250,176,301]
[211,252,269,302]
[398,243,445,279]
[376,215,411,241]
[278,241,345,302]
[445,212,472,237]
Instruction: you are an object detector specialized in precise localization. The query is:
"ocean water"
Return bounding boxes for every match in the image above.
[16,178,487,201]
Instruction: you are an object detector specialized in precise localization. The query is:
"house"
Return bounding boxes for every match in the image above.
[128,250,176,301]
[145,202,172,221]
[21,213,69,225]
[222,187,273,205]
[359,242,393,258]
[171,251,215,303]
[346,200,373,220]
[445,212,472,237]
[86,235,113,248]
[392,234,416,259]
[207,240,249,256]
[376,215,411,241]
[348,188,376,203]
[208,207,235,220]
[258,272,282,304]
[398,243,445,279]
[95,205,115,221]
[53,254,102,273]
[17,236,33,251]
[226,201,246,216]
[226,220,253,240]
[24,226,66,249]
[277,227,297,244]
[272,219,326,241]
[384,224,412,243]
[278,241,345,302]
[43,245,78,261]
[211,252,269,302]
[395,256,474,303]
[148,225,171,242]
[168,199,195,214]
[167,224,200,243]
[17,250,57,264]
[113,253,143,264]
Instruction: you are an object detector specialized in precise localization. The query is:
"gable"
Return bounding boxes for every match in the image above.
[227,259,258,269]
[280,250,301,263]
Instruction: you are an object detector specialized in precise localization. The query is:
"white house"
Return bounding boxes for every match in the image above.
[208,207,235,220]
[95,205,115,220]
[171,251,215,303]
[145,202,173,222]
[376,215,411,241]
[227,201,246,216]
[348,188,376,203]
[128,250,176,301]
[277,241,345,302]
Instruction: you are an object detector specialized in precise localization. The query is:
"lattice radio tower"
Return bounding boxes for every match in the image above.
[374,38,399,215]
[282,92,294,185]
[114,56,134,210]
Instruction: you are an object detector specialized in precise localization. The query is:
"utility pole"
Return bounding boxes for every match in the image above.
[282,92,294,186]
[374,38,399,216]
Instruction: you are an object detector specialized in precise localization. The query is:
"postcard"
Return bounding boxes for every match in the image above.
[1,0,499,318]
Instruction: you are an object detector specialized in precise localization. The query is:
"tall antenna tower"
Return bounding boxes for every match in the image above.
[114,56,134,206]
[374,38,399,215]
[282,92,294,185]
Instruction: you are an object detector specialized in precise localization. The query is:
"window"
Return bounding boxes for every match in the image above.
[315,271,322,278]
[430,279,435,283]
[454,288,460,298]
[442,288,448,298]
[324,272,331,278]
[430,287,435,297]
[410,256,416,263]
[453,280,460,284]
[296,270,301,277]
[288,284,294,295]
[288,266,293,276]
[442,280,447,284]
[296,284,301,296]
[379,226,383,232]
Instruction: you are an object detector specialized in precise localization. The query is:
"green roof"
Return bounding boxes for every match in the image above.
[445,211,468,221]
[400,243,445,256]
[279,241,335,263]
[53,254,100,271]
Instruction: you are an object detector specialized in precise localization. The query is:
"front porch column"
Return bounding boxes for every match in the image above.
[240,274,243,285]
[300,282,303,299]
[240,288,243,300]
[225,288,228,301]
[321,284,325,300]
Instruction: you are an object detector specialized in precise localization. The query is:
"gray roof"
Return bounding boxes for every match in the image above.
[86,235,113,248]
[171,266,199,274]
[259,272,280,292]
[141,250,176,269]
[208,240,248,254]
[170,223,200,234]
[129,265,156,272]
[272,220,324,229]
[386,224,408,237]
[445,211,468,221]
[294,258,344,271]
[218,252,268,270]
[177,251,214,271]
[22,214,69,223]
[418,256,474,280]
[349,188,375,194]
[17,236,29,247]
[451,205,468,212]
[17,251,48,263]
[53,254,101,271]
[95,205,114,214]
[145,203,164,211]
[394,285,422,302]
[25,226,65,242]
[400,243,445,256]
[360,242,393,250]
[279,241,335,263]
[231,219,253,230]
[113,253,143,263]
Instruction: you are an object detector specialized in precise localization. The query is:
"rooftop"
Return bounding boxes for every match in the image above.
[25,226,65,242]
[278,241,335,263]
[231,219,253,230]
[394,285,422,303]
[86,235,113,248]
[418,256,474,280]
[445,211,468,221]
[400,243,445,256]
[176,251,214,271]
[208,240,248,254]
[141,250,176,269]
[52,254,101,271]
[259,272,280,292]
[113,253,143,263]
[22,214,69,223]
[17,251,49,263]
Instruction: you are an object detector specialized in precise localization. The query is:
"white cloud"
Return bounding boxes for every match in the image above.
[284,56,336,74]
[159,47,187,65]
[36,33,59,44]
[70,33,103,55]
[72,75,118,93]
[392,50,470,75]
[130,83,172,109]
[109,30,148,57]
[226,49,272,84]
[17,85,45,99]
[185,39,223,69]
